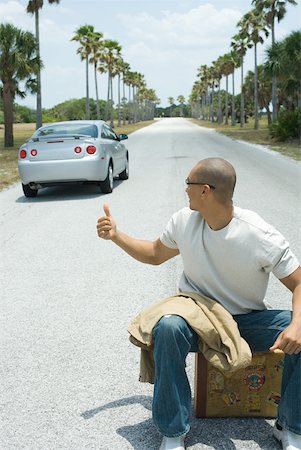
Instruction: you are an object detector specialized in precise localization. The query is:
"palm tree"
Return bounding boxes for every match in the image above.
[189,82,206,119]
[101,39,122,124]
[26,0,60,129]
[239,9,269,129]
[197,65,212,121]
[219,52,238,125]
[243,67,273,123]
[265,30,301,110]
[168,97,175,117]
[207,65,219,122]
[71,25,95,120]
[0,23,41,146]
[114,58,126,126]
[130,71,145,123]
[139,87,158,120]
[177,95,185,117]
[231,31,249,127]
[252,0,297,120]
[212,57,224,124]
[88,30,104,120]
[123,69,134,124]
[120,62,130,125]
[228,51,241,126]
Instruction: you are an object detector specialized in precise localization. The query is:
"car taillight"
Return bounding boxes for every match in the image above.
[20,149,27,159]
[30,149,37,156]
[74,146,82,154]
[86,145,96,155]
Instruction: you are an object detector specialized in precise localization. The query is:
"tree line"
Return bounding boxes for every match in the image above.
[0,1,159,147]
[71,25,159,128]
[189,0,300,140]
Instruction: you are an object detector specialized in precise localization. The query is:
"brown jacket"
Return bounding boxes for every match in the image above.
[128,292,252,383]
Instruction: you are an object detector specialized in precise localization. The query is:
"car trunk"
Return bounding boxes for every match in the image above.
[27,137,94,161]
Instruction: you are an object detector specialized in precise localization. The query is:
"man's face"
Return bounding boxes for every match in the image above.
[185,168,203,210]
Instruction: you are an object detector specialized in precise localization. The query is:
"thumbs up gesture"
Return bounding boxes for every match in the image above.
[97,202,117,240]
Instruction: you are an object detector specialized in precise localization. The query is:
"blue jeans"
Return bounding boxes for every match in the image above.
[152,310,301,437]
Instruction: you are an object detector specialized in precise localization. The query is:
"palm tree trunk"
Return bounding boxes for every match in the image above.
[240,56,244,128]
[94,63,100,120]
[133,86,136,123]
[271,19,277,121]
[211,87,215,122]
[254,44,259,130]
[128,85,131,124]
[110,76,114,127]
[3,82,14,147]
[225,75,229,125]
[218,81,222,124]
[122,76,126,125]
[231,71,236,126]
[35,9,42,129]
[105,72,110,122]
[85,55,90,120]
[117,73,121,127]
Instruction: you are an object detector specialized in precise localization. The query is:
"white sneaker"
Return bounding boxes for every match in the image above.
[274,421,301,450]
[159,434,186,450]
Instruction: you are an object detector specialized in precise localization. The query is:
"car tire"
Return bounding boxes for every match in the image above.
[100,163,113,194]
[119,155,129,180]
[22,183,38,198]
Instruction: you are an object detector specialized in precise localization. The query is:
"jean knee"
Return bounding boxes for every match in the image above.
[154,315,188,339]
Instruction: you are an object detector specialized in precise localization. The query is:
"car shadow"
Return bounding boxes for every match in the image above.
[81,395,278,450]
[15,179,124,203]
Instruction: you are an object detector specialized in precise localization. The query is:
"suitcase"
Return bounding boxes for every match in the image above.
[194,351,284,418]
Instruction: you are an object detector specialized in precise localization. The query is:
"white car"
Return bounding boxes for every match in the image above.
[18,120,129,197]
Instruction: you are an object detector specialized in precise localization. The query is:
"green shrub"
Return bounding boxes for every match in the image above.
[269,108,301,141]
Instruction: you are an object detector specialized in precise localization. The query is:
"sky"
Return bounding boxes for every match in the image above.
[1,0,300,109]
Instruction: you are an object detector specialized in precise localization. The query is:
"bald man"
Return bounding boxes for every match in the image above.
[97,158,301,450]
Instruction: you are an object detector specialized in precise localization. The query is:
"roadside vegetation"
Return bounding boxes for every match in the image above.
[189,1,300,148]
[189,117,300,161]
[0,120,155,192]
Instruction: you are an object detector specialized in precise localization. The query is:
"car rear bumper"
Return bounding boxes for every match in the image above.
[18,158,108,185]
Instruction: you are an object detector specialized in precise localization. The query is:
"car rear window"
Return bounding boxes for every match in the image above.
[32,124,98,139]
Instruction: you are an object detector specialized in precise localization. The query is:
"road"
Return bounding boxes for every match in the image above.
[1,118,300,450]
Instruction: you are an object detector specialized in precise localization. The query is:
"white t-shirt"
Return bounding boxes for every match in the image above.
[160,206,299,315]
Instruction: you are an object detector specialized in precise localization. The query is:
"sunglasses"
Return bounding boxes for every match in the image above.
[185,178,216,190]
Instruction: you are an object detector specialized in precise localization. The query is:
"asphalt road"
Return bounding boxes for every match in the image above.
[1,118,300,450]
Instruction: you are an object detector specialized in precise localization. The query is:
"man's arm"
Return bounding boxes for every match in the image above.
[270,266,301,355]
[96,203,179,265]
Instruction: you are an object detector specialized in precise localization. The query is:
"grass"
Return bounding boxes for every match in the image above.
[189,117,301,161]
[0,120,156,192]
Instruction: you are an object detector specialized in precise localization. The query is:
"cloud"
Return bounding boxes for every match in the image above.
[0,0,23,16]
[118,3,243,101]
[0,0,32,28]
[119,4,242,53]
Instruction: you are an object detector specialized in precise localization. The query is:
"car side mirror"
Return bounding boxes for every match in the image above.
[118,134,128,141]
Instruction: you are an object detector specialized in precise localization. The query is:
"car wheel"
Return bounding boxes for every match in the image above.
[100,163,113,194]
[119,156,129,180]
[22,183,38,198]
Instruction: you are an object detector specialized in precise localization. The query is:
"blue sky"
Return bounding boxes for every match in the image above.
[1,0,300,108]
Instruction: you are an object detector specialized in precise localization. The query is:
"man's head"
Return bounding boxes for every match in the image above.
[186,158,236,207]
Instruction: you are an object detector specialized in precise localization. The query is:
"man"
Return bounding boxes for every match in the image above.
[97,157,301,450]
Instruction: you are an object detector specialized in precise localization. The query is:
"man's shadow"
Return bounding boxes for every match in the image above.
[81,395,279,449]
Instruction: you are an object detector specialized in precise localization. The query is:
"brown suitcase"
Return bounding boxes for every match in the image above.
[194,351,284,418]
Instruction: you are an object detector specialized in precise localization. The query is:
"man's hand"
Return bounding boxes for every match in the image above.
[96,203,117,240]
[274,267,301,355]
[270,323,301,355]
